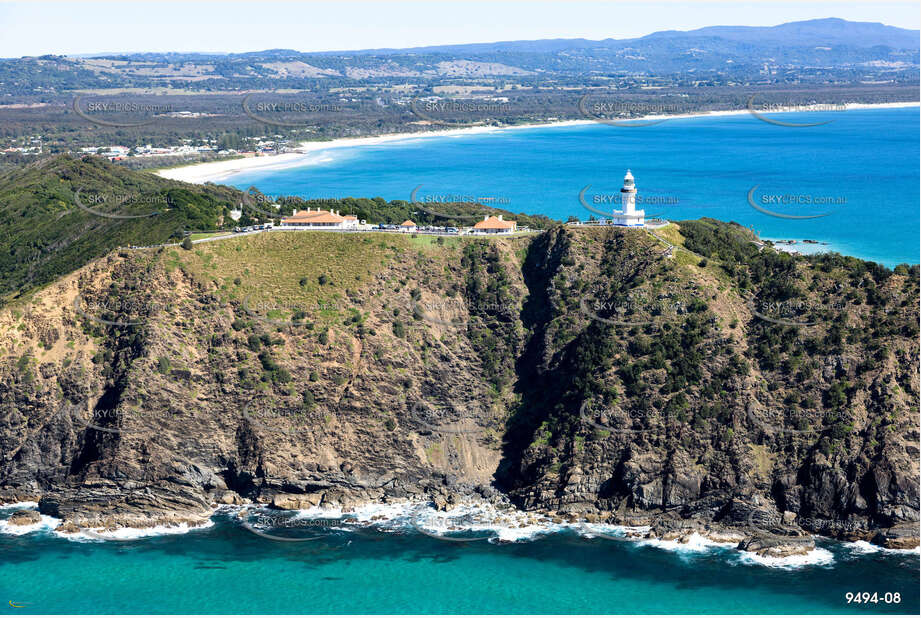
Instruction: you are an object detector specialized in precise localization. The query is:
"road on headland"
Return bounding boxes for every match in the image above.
[122,226,540,251]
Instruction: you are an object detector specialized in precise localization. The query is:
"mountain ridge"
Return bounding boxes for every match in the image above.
[64,18,918,59]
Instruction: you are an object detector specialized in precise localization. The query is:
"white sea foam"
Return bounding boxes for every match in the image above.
[284,500,559,542]
[288,500,422,524]
[0,501,39,509]
[490,522,555,543]
[734,546,835,569]
[842,540,920,556]
[1,504,216,541]
[845,540,882,554]
[576,524,840,570]
[0,512,62,536]
[121,501,921,564]
[426,503,555,542]
[456,503,558,541]
[57,519,216,542]
[6,495,908,569]
[637,532,738,553]
[576,523,651,540]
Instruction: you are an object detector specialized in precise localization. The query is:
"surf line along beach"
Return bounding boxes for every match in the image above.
[156,102,917,185]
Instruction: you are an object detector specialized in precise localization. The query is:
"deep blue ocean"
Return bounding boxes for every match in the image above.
[1,509,919,614]
[226,107,919,267]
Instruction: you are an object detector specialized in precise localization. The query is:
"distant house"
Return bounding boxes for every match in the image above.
[399,220,417,232]
[280,207,359,229]
[473,214,516,234]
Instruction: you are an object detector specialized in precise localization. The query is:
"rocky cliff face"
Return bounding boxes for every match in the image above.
[496,225,919,548]
[1,224,918,548]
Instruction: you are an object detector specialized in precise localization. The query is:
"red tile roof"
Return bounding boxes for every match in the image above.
[282,209,345,224]
[473,215,516,230]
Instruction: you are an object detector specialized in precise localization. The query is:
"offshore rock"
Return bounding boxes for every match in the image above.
[737,534,816,558]
[6,509,41,526]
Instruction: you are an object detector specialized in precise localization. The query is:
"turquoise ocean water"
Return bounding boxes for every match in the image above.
[226,107,919,267]
[2,108,919,615]
[1,509,919,614]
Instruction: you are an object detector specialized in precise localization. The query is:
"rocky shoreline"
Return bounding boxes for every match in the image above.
[4,485,917,557]
[2,224,917,563]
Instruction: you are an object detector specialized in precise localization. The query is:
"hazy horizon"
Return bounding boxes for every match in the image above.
[0,0,918,58]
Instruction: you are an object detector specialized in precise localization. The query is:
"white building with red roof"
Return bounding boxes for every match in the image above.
[280,207,360,229]
[472,214,517,234]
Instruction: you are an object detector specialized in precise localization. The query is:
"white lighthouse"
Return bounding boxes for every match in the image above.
[611,169,645,227]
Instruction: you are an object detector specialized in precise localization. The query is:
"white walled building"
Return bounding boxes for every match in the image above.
[472,214,517,234]
[280,207,360,229]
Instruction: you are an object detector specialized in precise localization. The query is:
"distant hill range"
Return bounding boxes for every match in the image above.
[0,18,917,96]
[315,18,920,54]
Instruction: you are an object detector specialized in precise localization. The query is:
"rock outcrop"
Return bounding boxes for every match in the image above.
[871,522,920,550]
[6,509,41,526]
[737,534,816,558]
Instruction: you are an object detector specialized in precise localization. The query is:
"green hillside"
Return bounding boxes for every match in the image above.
[0,155,243,301]
[0,155,552,304]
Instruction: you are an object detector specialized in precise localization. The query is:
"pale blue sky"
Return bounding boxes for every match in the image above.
[0,1,917,57]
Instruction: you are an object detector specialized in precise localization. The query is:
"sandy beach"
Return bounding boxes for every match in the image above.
[157,101,919,185]
[156,120,594,184]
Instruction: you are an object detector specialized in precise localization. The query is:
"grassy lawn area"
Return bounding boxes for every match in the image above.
[157,230,535,329]
[649,222,685,248]
[163,232,409,327]
[405,234,463,251]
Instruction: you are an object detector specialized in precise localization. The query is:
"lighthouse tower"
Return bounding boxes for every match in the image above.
[611,169,645,227]
[621,169,637,216]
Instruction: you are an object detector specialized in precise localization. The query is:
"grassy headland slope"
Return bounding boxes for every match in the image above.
[0,222,917,549]
[0,156,552,303]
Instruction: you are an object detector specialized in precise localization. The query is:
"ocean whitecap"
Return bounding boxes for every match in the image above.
[637,532,738,554]
[841,539,920,556]
[56,519,216,543]
[733,546,835,569]
[0,513,62,536]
